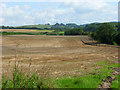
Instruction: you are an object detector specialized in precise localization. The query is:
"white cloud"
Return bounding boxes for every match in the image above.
[62,0,113,12]
[0,18,4,25]
[0,0,119,2]
[0,3,72,25]
[60,0,118,24]
[22,5,30,9]
[32,8,71,24]
[55,9,67,14]
[0,4,35,26]
[0,0,118,26]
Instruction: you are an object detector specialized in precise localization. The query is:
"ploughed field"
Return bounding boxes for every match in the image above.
[1,29,54,33]
[2,35,118,78]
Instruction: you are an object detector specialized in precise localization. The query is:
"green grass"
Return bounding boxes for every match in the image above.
[106,63,119,68]
[94,61,119,68]
[110,75,119,88]
[52,75,101,88]
[113,41,118,45]
[94,61,109,65]
[1,32,47,35]
[94,61,115,79]
[2,61,119,88]
[52,65,114,88]
[2,32,37,35]
[94,61,119,89]
[31,30,55,32]
[15,24,52,29]
[2,69,40,88]
[51,61,119,88]
[58,31,64,34]
[40,30,55,32]
[1,30,63,36]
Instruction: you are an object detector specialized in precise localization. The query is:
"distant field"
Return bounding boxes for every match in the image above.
[2,35,118,76]
[1,29,54,33]
[1,29,65,36]
[30,30,55,32]
[14,24,52,29]
[2,35,119,88]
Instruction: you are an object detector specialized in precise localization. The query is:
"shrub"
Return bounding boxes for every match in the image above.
[64,28,83,35]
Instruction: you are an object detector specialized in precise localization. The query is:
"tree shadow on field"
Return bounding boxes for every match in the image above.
[83,42,101,46]
[81,39,101,46]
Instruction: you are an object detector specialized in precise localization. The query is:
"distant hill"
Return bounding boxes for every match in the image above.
[1,22,118,32]
[83,22,118,32]
[13,24,52,30]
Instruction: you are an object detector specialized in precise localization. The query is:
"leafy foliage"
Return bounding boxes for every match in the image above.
[114,31,120,45]
[64,28,85,35]
[91,23,119,45]
[84,22,118,32]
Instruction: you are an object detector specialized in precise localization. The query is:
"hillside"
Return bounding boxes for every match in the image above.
[14,24,52,29]
[83,22,118,32]
[1,22,118,32]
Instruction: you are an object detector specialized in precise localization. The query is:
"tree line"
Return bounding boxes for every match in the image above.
[1,22,119,45]
[90,23,119,45]
[64,28,88,35]
[64,23,119,45]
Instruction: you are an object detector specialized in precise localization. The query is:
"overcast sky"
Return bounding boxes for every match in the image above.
[0,0,119,26]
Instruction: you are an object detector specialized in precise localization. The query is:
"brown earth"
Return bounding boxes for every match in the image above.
[2,35,118,79]
[1,29,53,33]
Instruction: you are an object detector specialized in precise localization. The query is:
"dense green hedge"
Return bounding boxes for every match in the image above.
[90,23,119,45]
[1,31,44,35]
[64,28,88,35]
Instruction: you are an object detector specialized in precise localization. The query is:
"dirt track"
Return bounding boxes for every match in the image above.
[2,35,118,78]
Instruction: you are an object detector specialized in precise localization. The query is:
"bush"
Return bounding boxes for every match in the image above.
[64,28,84,35]
[114,31,120,45]
[46,32,58,35]
[91,23,118,45]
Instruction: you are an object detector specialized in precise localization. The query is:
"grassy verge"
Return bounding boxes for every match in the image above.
[2,61,119,88]
[110,75,119,88]
[52,63,115,88]
[52,75,101,88]
[2,68,48,88]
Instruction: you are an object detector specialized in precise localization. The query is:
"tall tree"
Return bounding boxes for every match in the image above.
[95,23,117,44]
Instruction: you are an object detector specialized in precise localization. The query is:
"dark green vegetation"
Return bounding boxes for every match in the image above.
[90,23,119,45]
[2,70,39,88]
[52,75,101,88]
[64,28,88,35]
[2,61,119,88]
[1,24,52,30]
[110,75,119,88]
[83,22,118,32]
[52,62,119,88]
[1,22,117,31]
[1,31,40,35]
[1,31,64,36]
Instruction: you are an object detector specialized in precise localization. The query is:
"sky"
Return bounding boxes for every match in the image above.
[0,0,119,26]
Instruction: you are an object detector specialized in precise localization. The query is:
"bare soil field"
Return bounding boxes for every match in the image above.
[2,35,118,78]
[1,29,53,33]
